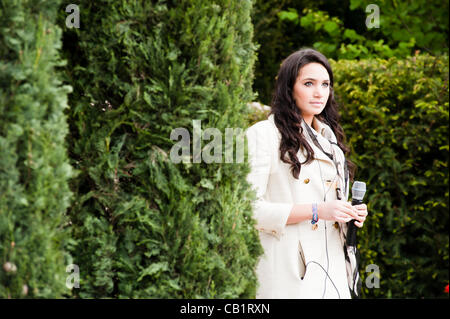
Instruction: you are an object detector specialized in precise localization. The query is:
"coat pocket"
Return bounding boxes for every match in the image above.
[298,240,307,280]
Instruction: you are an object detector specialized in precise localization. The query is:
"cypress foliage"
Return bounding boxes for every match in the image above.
[0,0,74,297]
[62,0,262,297]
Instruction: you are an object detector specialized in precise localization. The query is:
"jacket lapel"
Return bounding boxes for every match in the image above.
[302,116,336,165]
[268,114,336,165]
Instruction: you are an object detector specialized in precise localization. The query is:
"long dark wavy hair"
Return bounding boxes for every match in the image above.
[270,48,356,181]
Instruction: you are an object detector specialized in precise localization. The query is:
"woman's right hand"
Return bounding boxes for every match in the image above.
[318,200,359,223]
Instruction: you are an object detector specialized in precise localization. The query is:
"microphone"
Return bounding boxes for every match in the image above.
[346,181,366,247]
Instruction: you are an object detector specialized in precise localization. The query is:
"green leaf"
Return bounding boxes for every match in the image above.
[277,9,299,22]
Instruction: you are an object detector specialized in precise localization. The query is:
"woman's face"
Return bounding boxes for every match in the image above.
[292,62,330,123]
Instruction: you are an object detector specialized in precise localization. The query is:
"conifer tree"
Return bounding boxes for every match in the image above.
[62,0,262,297]
[0,0,74,297]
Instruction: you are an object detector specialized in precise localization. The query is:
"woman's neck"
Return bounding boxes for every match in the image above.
[303,115,313,127]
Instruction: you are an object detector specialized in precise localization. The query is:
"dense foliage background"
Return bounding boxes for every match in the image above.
[252,0,448,104]
[0,0,448,298]
[59,0,262,298]
[333,54,449,298]
[0,0,74,298]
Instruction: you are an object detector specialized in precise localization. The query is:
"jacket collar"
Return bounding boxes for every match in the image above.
[311,116,337,144]
[268,113,337,164]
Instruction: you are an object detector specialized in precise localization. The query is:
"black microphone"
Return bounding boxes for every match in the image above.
[346,181,366,247]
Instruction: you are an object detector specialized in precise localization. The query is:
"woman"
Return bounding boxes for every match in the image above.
[246,48,368,299]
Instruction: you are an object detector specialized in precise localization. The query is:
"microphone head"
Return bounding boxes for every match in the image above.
[352,181,366,201]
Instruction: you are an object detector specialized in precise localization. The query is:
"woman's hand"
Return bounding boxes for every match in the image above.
[352,203,368,228]
[318,200,359,223]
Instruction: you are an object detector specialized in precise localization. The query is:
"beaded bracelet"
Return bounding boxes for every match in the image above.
[311,203,319,224]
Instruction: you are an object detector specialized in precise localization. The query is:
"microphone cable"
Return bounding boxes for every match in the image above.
[302,118,341,299]
[316,154,341,299]
[304,260,341,299]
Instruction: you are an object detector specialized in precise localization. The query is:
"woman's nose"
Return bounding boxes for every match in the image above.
[313,88,322,97]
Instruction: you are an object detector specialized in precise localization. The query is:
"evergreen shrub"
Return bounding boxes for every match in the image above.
[62,0,262,298]
[0,0,74,298]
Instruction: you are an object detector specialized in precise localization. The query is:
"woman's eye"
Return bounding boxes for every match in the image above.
[304,82,329,87]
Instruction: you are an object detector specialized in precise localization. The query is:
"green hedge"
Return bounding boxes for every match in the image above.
[61,0,262,298]
[0,0,74,297]
[330,53,449,298]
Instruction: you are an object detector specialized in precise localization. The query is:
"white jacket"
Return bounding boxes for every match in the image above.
[246,114,351,299]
